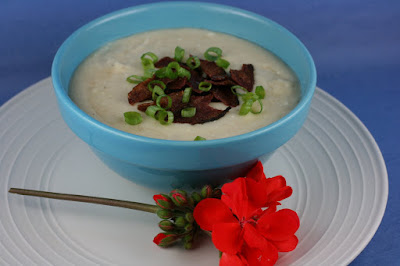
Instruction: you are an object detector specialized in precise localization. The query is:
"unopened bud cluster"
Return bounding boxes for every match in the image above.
[153,185,222,249]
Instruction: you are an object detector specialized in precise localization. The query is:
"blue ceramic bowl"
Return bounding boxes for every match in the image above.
[52,2,316,190]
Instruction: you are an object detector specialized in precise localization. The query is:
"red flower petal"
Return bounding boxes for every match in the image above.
[246,161,266,182]
[242,244,278,266]
[271,235,299,252]
[212,222,243,254]
[220,253,248,266]
[267,186,293,203]
[153,233,167,245]
[265,175,287,194]
[245,178,269,209]
[193,198,237,231]
[221,178,249,219]
[257,209,300,241]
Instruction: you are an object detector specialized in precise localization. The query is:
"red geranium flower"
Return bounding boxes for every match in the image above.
[194,163,299,266]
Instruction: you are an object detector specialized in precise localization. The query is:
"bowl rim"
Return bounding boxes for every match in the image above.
[51,1,317,147]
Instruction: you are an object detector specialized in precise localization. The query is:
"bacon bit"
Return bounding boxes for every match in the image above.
[128,78,153,105]
[230,64,254,91]
[154,57,176,68]
[200,59,228,81]
[175,94,231,125]
[164,77,187,94]
[211,86,239,107]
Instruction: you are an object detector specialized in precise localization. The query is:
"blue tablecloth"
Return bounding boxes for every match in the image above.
[1,1,398,265]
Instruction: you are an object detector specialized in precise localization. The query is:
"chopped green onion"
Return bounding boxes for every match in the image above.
[215,57,230,69]
[231,85,247,96]
[198,81,212,92]
[156,95,172,109]
[141,52,158,63]
[204,47,222,61]
[239,100,253,116]
[148,80,166,92]
[178,67,191,79]
[166,62,180,79]
[255,86,265,99]
[155,67,167,78]
[242,92,259,102]
[152,85,165,101]
[182,87,192,103]
[251,99,263,114]
[145,105,164,118]
[186,56,200,69]
[194,136,206,141]
[157,110,174,125]
[174,46,185,62]
[181,107,196,118]
[141,57,156,78]
[124,111,142,125]
[126,75,146,84]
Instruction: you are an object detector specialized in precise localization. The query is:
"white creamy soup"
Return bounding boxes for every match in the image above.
[69,28,300,140]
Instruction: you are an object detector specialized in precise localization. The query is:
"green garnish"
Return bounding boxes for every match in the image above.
[194,136,206,141]
[181,107,196,118]
[148,80,166,92]
[255,86,265,99]
[204,47,222,61]
[231,85,247,96]
[174,46,185,62]
[166,62,180,79]
[215,57,230,69]
[145,105,164,119]
[156,95,172,109]
[124,111,143,125]
[178,67,191,79]
[157,110,174,125]
[141,52,158,64]
[155,67,167,78]
[126,75,146,84]
[186,56,200,69]
[182,87,192,103]
[152,86,165,101]
[198,81,212,92]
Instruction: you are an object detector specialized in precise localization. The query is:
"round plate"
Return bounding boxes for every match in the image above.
[0,78,387,265]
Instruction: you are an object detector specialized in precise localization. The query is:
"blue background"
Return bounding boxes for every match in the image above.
[0,0,398,265]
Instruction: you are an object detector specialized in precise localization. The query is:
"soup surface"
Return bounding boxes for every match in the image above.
[69,28,300,140]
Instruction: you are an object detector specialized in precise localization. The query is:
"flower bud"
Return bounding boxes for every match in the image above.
[185,213,194,223]
[170,189,188,206]
[159,220,175,232]
[184,223,193,232]
[183,234,193,243]
[175,216,187,227]
[153,233,178,247]
[157,208,174,219]
[153,194,174,209]
[191,191,202,203]
[184,241,193,250]
[201,185,213,198]
[212,188,222,199]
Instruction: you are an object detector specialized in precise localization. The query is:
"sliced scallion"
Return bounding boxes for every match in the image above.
[181,107,196,118]
[204,47,222,61]
[239,100,254,116]
[148,80,166,92]
[255,86,265,99]
[155,67,167,78]
[198,81,212,92]
[174,46,185,62]
[152,85,165,101]
[145,105,163,118]
[126,75,146,84]
[156,95,172,109]
[124,111,142,125]
[157,110,174,125]
[182,87,192,103]
[178,67,191,79]
[186,56,200,69]
[215,57,230,69]
[194,136,206,141]
[166,62,180,79]
[251,99,263,114]
[141,52,158,64]
[231,85,247,96]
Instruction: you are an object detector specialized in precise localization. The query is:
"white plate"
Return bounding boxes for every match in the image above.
[0,78,387,265]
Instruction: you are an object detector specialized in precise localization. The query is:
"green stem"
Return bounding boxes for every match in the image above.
[8,188,158,214]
